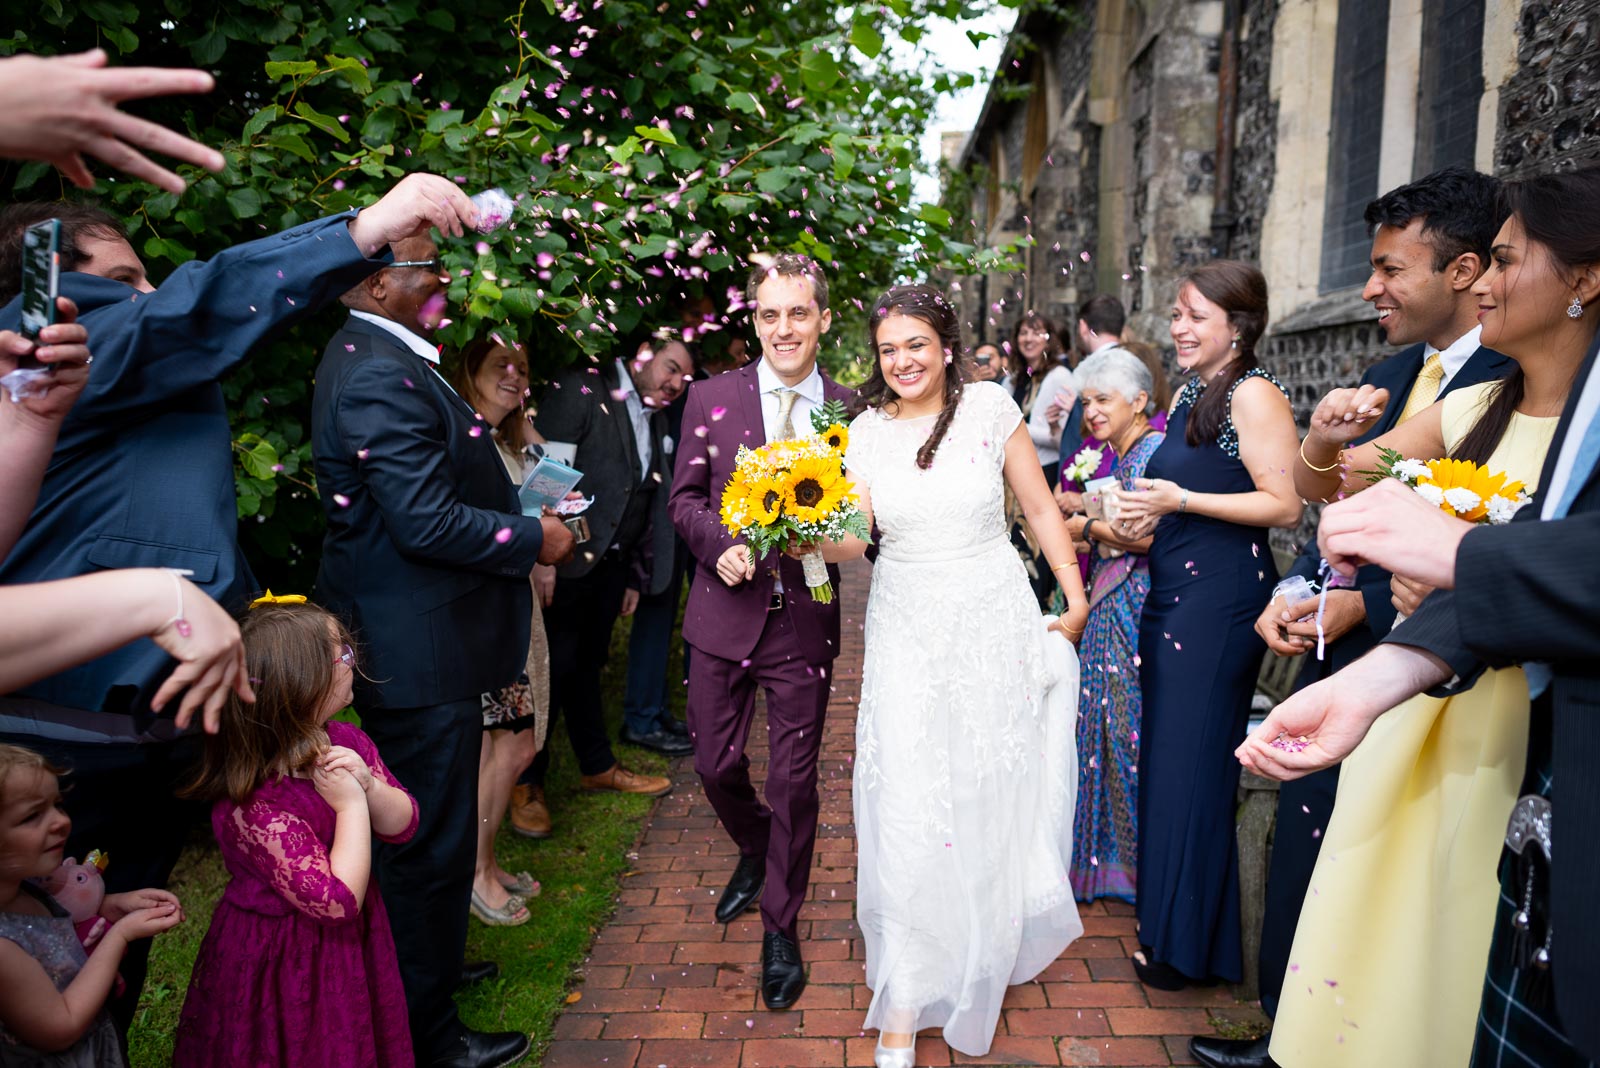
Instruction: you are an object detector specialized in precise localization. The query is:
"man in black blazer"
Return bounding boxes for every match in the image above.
[1195,167,1511,1068]
[513,335,692,826]
[1240,325,1600,1064]
[313,233,575,1068]
[0,175,471,1028]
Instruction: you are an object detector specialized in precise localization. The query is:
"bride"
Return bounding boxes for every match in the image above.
[823,285,1089,1065]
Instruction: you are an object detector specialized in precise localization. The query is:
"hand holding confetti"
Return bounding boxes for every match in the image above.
[347,172,480,255]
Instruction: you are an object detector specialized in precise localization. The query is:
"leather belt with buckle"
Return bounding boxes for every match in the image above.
[768,591,785,612]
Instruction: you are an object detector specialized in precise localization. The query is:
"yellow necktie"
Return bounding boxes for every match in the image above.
[1397,352,1445,424]
[774,388,798,440]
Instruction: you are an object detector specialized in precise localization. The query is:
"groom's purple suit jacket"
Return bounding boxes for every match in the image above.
[669,361,853,668]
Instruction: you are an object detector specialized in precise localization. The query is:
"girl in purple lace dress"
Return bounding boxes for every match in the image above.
[173,601,418,1068]
[0,744,183,1067]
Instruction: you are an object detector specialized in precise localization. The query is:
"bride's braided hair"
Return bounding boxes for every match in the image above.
[856,284,972,470]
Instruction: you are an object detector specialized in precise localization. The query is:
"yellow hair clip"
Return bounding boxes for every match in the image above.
[249,590,308,609]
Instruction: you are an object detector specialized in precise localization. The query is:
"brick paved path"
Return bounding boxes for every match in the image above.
[546,558,1266,1067]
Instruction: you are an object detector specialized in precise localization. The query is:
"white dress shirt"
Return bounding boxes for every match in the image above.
[612,358,653,482]
[349,309,441,364]
[756,358,824,443]
[1425,324,1484,394]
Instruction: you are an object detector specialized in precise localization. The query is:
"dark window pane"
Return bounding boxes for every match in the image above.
[1414,0,1485,174]
[1320,0,1392,292]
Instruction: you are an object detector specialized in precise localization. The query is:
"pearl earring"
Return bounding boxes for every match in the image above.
[1569,295,1585,319]
[1231,336,1239,350]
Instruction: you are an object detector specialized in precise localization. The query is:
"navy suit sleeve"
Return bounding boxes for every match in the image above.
[1454,513,1600,665]
[1359,563,1401,637]
[58,213,385,423]
[335,359,542,573]
[1383,589,1487,693]
[1379,514,1600,691]
[669,383,742,569]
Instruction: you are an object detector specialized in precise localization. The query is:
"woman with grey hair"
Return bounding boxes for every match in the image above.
[1052,346,1165,903]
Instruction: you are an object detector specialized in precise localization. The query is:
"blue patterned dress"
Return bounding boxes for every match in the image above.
[1068,428,1164,903]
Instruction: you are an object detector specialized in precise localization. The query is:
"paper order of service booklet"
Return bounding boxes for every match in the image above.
[518,456,584,515]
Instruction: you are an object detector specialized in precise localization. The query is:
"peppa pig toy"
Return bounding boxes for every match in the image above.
[34,850,125,994]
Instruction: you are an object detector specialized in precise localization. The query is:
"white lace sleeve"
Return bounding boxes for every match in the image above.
[979,381,1025,444]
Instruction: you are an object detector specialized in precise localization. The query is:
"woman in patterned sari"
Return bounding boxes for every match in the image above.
[1051,348,1165,902]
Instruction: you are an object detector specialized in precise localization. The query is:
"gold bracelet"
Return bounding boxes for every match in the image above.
[1299,437,1342,474]
[1050,563,1075,573]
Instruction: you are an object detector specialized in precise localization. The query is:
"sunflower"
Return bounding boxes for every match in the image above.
[1416,458,1526,523]
[782,455,846,522]
[819,422,849,454]
[746,476,788,525]
[719,473,753,532]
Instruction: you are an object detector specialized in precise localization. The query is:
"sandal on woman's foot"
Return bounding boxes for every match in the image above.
[470,890,530,927]
[1132,946,1190,991]
[499,871,540,897]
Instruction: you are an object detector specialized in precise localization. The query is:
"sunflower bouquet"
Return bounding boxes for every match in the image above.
[718,400,869,603]
[1361,446,1531,524]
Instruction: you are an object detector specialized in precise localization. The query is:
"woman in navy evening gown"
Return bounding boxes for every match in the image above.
[1109,261,1303,988]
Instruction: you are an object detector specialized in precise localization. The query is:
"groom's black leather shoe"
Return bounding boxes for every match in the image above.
[761,931,806,1009]
[716,853,765,924]
[1188,1034,1278,1068]
[428,1027,530,1068]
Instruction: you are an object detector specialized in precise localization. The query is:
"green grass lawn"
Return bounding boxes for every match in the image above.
[128,613,682,1066]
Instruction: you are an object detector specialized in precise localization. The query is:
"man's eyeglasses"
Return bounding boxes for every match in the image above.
[387,259,443,273]
[335,644,355,667]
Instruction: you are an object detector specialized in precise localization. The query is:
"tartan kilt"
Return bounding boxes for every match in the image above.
[1471,869,1595,1068]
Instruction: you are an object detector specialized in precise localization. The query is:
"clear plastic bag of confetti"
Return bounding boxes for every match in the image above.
[0,367,54,403]
[470,187,515,234]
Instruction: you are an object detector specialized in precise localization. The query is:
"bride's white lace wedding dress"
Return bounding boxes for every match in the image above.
[846,380,1083,1056]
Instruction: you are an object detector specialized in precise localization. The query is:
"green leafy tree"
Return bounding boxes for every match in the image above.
[4,0,1017,588]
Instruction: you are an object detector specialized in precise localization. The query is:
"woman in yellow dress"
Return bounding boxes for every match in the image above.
[1276,181,1597,1067]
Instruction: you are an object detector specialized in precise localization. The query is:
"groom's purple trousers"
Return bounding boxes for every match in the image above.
[686,605,831,940]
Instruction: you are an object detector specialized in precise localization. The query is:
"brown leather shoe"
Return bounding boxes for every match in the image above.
[580,763,673,797]
[508,784,552,839]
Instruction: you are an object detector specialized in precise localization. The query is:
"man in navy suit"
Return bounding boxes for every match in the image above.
[0,175,474,1028]
[313,231,574,1068]
[1193,167,1512,1068]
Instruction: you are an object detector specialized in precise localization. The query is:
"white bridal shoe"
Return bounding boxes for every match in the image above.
[874,1034,917,1068]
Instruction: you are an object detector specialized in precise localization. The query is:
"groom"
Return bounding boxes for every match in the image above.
[669,253,851,1010]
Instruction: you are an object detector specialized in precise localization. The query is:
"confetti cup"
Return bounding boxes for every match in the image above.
[470,187,515,234]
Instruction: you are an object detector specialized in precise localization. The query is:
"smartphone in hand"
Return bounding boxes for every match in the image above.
[17,219,62,366]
